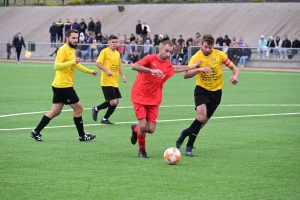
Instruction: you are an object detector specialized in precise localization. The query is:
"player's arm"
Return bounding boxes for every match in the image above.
[173,64,197,73]
[74,63,96,75]
[228,63,239,85]
[183,60,212,79]
[96,62,112,76]
[131,63,164,78]
[54,48,77,70]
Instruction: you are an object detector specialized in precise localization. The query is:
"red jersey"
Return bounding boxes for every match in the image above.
[131,54,175,106]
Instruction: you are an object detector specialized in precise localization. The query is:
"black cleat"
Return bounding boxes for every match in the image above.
[131,124,137,145]
[176,128,188,148]
[92,107,98,121]
[30,130,42,141]
[185,146,194,156]
[79,133,96,141]
[101,119,114,125]
[139,150,149,158]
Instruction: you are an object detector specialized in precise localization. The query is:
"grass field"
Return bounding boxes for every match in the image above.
[0,61,300,200]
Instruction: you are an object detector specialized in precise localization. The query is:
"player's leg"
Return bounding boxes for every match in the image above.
[30,103,64,141]
[101,87,121,124]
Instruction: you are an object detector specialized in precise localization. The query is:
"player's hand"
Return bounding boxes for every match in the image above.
[198,67,212,74]
[150,69,165,78]
[230,75,238,85]
[75,57,81,64]
[106,70,113,76]
[93,70,98,76]
[190,60,201,69]
[122,75,127,83]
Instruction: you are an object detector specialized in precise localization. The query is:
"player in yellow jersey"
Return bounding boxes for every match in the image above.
[30,29,98,142]
[91,35,127,124]
[175,34,239,156]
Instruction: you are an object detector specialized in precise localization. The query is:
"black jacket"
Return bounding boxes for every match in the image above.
[88,21,95,32]
[292,40,300,48]
[94,22,101,34]
[49,25,58,36]
[136,24,142,35]
[266,40,275,48]
[79,22,87,34]
[12,34,26,48]
[243,48,252,58]
[282,39,291,48]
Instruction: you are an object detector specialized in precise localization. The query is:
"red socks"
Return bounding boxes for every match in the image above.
[134,125,146,151]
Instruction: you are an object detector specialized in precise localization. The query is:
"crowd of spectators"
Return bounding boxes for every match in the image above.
[47,18,300,66]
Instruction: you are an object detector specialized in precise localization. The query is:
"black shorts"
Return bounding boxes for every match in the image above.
[194,85,222,118]
[102,86,122,101]
[52,86,79,105]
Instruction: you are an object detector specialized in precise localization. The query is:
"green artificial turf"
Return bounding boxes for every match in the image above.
[0,61,300,199]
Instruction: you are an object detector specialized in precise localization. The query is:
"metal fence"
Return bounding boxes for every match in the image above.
[1,0,299,6]
[0,42,299,68]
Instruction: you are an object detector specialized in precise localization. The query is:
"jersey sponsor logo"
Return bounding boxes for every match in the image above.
[153,63,157,67]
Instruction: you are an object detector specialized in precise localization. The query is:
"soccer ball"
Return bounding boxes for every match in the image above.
[164,147,181,165]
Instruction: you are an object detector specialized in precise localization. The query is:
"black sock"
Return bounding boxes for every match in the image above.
[96,101,110,111]
[74,116,85,136]
[186,119,202,147]
[103,105,117,120]
[35,115,51,133]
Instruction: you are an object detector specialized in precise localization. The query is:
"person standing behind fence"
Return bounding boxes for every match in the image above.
[64,18,72,35]
[7,41,12,59]
[12,30,26,65]
[136,20,142,36]
[49,22,57,50]
[88,18,95,36]
[79,19,87,35]
[56,18,64,42]
[71,18,79,31]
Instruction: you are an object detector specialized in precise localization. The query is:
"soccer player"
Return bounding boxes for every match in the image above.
[30,29,98,142]
[91,35,127,124]
[175,34,239,156]
[130,40,198,158]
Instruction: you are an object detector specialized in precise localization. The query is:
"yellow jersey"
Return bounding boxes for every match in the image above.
[188,49,233,91]
[52,44,94,88]
[96,47,122,87]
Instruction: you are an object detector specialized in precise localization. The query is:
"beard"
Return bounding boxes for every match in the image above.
[68,41,77,48]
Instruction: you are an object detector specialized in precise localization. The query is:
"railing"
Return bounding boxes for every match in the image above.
[1,0,299,6]
[0,42,299,68]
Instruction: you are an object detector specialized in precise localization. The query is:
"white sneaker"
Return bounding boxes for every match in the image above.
[17,62,20,65]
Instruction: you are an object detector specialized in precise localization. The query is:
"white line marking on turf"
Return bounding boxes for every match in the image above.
[1,104,300,118]
[1,112,299,131]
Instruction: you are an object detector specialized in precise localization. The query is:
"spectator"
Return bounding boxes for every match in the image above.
[71,18,79,31]
[237,36,244,47]
[135,34,143,44]
[94,18,102,41]
[136,40,144,60]
[49,22,57,50]
[274,36,282,59]
[141,22,150,43]
[186,35,193,46]
[129,34,136,42]
[131,51,139,63]
[257,35,267,58]
[79,32,85,42]
[162,34,169,42]
[177,35,185,46]
[231,36,237,46]
[170,41,182,65]
[81,41,91,62]
[153,34,161,46]
[12,30,26,65]
[223,35,231,46]
[288,36,300,59]
[79,18,87,35]
[143,39,152,56]
[88,18,95,36]
[280,35,291,59]
[238,43,252,67]
[122,34,128,44]
[102,34,108,45]
[222,42,228,54]
[130,40,137,53]
[117,40,125,58]
[135,20,142,36]
[123,40,132,64]
[181,43,188,65]
[193,32,201,46]
[266,36,275,58]
[146,33,152,44]
[216,34,223,46]
[56,18,64,41]
[64,18,71,34]
[7,41,11,59]
[232,43,243,66]
[227,42,235,61]
[90,39,97,61]
[170,35,176,45]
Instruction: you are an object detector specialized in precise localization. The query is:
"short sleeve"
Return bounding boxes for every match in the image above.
[136,55,152,68]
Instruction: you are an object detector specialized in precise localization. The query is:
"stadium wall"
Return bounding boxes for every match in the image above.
[0,3,299,46]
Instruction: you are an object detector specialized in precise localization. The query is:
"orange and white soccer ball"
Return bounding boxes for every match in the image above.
[164,147,181,165]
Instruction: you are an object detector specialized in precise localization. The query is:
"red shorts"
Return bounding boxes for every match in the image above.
[133,102,158,124]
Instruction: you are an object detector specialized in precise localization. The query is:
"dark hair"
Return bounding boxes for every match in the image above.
[65,29,79,37]
[202,34,214,45]
[108,35,118,40]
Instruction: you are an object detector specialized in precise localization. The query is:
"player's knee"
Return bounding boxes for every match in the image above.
[147,127,155,134]
[139,126,147,134]
[110,99,118,106]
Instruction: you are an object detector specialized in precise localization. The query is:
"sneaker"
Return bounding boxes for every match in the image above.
[30,130,42,141]
[79,133,96,141]
[17,62,20,65]
[101,119,114,124]
[131,124,137,145]
[185,146,194,156]
[139,150,149,158]
[176,128,188,148]
[91,107,98,121]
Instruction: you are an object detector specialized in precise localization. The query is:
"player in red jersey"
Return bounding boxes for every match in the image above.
[130,40,200,158]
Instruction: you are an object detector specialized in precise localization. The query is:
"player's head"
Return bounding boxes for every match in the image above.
[108,35,118,50]
[201,34,214,56]
[66,29,79,48]
[158,40,173,61]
